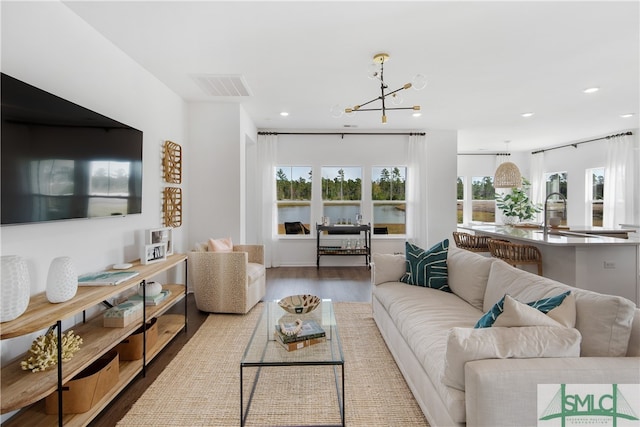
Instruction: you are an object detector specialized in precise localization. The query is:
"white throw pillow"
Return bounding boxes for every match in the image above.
[371,253,406,286]
[442,326,582,391]
[494,294,564,327]
[546,292,576,327]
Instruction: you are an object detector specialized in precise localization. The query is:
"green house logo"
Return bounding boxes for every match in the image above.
[538,384,640,427]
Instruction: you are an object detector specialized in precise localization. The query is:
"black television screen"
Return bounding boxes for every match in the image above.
[1,73,143,225]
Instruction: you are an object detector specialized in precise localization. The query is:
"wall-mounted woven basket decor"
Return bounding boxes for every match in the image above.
[163,140,182,184]
[163,187,183,228]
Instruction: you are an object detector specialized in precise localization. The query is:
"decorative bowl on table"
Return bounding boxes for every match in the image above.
[278,294,321,314]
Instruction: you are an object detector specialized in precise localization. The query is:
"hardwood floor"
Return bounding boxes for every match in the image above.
[264,266,372,302]
[88,266,371,426]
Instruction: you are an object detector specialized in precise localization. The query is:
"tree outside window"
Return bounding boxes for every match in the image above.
[471,176,495,222]
[322,167,361,225]
[372,167,406,234]
[276,166,312,234]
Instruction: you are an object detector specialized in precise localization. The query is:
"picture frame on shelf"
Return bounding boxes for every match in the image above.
[146,227,173,256]
[141,243,167,265]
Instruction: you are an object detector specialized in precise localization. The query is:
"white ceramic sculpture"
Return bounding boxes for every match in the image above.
[46,256,78,303]
[1,255,31,322]
[137,281,163,297]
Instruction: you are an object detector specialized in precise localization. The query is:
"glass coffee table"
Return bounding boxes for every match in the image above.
[240,299,344,427]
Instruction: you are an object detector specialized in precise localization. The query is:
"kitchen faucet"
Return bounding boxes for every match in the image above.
[543,192,567,238]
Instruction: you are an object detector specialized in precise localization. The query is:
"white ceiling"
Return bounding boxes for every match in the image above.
[64,1,639,152]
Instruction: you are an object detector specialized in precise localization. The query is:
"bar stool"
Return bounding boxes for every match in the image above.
[452,232,490,253]
[487,239,543,275]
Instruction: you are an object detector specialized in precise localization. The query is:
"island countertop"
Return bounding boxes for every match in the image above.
[458,224,640,247]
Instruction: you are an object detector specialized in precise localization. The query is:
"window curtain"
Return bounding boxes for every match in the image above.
[529,151,545,223]
[603,133,637,228]
[406,133,428,247]
[257,133,278,267]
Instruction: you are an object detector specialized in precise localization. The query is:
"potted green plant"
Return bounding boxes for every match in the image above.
[495,178,542,224]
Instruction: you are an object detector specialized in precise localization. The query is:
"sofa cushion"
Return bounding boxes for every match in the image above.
[484,260,636,357]
[400,240,451,292]
[475,291,572,328]
[208,237,233,252]
[442,325,582,391]
[447,246,494,310]
[371,253,406,286]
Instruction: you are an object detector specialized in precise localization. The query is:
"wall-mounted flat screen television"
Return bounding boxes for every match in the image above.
[1,73,143,225]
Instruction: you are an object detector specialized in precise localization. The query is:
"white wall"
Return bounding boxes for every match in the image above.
[270,131,457,266]
[0,1,186,383]
[186,102,257,248]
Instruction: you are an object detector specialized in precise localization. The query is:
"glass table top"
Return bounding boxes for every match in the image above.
[241,299,343,366]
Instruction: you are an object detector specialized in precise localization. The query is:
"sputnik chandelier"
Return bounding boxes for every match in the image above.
[332,53,427,124]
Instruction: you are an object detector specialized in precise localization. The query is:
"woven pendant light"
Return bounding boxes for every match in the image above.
[494,161,522,188]
[494,142,522,188]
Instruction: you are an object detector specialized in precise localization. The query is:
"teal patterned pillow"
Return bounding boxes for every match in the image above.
[475,291,571,328]
[400,240,451,292]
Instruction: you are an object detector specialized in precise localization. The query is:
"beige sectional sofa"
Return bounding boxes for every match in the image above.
[371,245,640,427]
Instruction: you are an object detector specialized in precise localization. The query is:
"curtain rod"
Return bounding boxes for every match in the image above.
[458,152,510,156]
[531,131,633,155]
[258,131,425,137]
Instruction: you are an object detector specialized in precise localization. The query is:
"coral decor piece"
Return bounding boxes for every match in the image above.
[21,329,83,373]
[45,256,78,303]
[0,255,31,322]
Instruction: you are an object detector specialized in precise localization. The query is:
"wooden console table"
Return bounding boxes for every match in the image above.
[1,254,188,426]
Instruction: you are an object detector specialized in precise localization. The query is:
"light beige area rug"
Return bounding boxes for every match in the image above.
[117,302,428,426]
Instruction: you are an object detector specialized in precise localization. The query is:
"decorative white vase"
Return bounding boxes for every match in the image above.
[1,255,31,322]
[46,257,78,303]
[138,281,162,297]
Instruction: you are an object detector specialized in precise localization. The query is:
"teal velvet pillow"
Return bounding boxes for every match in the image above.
[400,240,451,292]
[475,291,571,328]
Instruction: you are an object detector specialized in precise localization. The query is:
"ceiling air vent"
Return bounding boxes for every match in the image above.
[192,74,252,97]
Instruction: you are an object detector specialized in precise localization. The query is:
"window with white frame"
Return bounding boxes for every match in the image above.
[321,166,361,225]
[545,171,568,225]
[587,167,604,226]
[276,166,312,235]
[456,176,464,224]
[372,166,406,235]
[471,176,495,222]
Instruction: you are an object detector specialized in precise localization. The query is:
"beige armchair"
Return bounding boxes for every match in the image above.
[188,244,266,314]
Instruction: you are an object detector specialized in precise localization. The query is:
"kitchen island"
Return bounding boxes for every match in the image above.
[458,224,640,304]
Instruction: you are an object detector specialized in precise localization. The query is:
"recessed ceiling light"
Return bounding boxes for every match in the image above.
[280,111,289,117]
[412,112,422,117]
[620,113,635,118]
[521,112,534,118]
[583,87,600,94]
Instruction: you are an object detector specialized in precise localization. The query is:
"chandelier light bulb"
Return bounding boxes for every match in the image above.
[330,104,344,118]
[367,63,380,79]
[391,92,404,106]
[411,74,427,90]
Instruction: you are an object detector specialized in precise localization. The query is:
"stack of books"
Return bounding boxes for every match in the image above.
[274,318,326,351]
[128,290,171,306]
